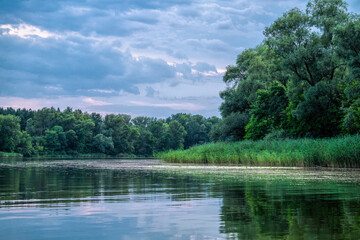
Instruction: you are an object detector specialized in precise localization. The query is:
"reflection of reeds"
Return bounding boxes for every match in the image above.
[158,135,360,168]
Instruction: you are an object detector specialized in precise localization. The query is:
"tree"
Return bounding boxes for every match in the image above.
[104,114,135,154]
[134,128,155,156]
[65,130,78,153]
[93,134,114,154]
[44,126,67,154]
[264,6,342,88]
[168,120,187,150]
[74,119,95,153]
[291,82,343,137]
[245,82,289,140]
[132,116,155,128]
[219,0,352,140]
[15,131,34,157]
[33,107,61,136]
[184,115,208,148]
[148,120,169,152]
[0,115,21,152]
[218,44,287,141]
[91,113,103,136]
[335,17,360,134]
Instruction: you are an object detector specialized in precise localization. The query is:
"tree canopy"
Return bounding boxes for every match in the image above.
[0,107,219,157]
[213,0,360,141]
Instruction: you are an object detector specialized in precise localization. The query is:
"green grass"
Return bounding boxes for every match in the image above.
[0,152,23,157]
[157,135,360,168]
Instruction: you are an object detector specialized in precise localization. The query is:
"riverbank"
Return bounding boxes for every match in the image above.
[158,135,360,168]
[0,152,154,159]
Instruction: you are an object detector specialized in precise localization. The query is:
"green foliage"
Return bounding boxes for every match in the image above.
[134,128,155,156]
[219,0,359,141]
[33,107,61,136]
[168,120,187,150]
[45,126,67,154]
[0,115,21,152]
[342,99,360,134]
[210,112,250,142]
[292,82,343,137]
[15,131,35,157]
[263,129,292,141]
[167,113,219,149]
[104,114,134,154]
[336,17,360,78]
[65,129,77,152]
[93,134,114,154]
[0,108,35,131]
[245,82,289,140]
[148,120,169,152]
[0,106,219,157]
[0,152,22,157]
[159,135,360,168]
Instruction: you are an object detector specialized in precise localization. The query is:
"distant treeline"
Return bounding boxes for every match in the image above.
[0,107,220,157]
[211,0,360,141]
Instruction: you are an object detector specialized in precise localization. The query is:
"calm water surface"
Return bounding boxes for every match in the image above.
[0,158,360,240]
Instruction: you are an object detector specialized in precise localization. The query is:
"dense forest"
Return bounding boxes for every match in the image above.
[1,0,360,158]
[211,0,360,141]
[0,107,220,156]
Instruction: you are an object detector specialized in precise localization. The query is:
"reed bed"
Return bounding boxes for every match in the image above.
[157,135,360,168]
[0,152,23,157]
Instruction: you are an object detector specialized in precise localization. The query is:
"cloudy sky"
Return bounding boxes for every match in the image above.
[1,0,359,117]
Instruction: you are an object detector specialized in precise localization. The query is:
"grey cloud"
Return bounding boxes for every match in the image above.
[145,86,158,97]
[185,38,232,53]
[130,41,153,49]
[174,63,192,79]
[0,33,176,97]
[177,7,202,18]
[165,49,188,60]
[126,11,159,25]
[193,62,217,73]
[215,19,233,30]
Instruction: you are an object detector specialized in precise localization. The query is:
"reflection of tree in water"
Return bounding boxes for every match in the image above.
[220,187,289,239]
[220,183,360,239]
[220,187,259,240]
[0,165,212,205]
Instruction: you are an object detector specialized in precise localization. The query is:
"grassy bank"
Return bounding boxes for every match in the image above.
[158,135,360,168]
[0,152,23,157]
[0,152,154,159]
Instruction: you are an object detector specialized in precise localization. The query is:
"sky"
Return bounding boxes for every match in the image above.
[1,0,359,118]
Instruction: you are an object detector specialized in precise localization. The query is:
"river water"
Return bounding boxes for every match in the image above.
[0,158,359,239]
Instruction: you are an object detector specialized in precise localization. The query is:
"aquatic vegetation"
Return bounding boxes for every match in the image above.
[0,152,23,157]
[158,135,360,168]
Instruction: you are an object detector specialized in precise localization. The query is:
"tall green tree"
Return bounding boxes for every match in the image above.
[15,131,35,156]
[44,126,67,154]
[245,82,289,140]
[335,16,360,134]
[104,114,136,154]
[168,120,187,150]
[0,115,21,152]
[93,134,114,154]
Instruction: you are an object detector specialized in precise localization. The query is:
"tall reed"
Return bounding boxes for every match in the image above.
[157,135,360,168]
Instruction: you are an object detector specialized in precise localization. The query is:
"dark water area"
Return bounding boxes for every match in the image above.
[0,159,360,239]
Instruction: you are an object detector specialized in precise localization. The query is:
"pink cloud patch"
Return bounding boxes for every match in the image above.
[129,101,206,111]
